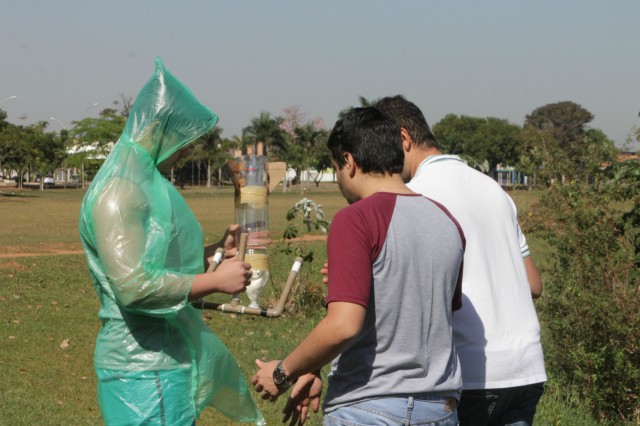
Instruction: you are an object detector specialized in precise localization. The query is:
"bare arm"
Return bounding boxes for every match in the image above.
[524,256,542,299]
[252,301,365,399]
[284,301,365,376]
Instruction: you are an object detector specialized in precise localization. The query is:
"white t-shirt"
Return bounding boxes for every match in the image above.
[408,155,547,390]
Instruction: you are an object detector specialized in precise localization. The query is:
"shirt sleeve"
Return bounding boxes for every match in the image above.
[507,194,530,258]
[325,207,373,308]
[517,222,531,258]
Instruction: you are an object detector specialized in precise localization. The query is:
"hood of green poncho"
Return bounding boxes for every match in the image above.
[122,57,218,164]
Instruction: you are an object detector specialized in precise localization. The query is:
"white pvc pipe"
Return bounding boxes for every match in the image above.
[192,256,304,318]
[206,248,225,273]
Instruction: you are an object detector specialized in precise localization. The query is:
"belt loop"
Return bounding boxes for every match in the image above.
[445,397,457,412]
[405,396,414,426]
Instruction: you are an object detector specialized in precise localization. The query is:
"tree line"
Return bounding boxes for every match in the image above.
[0,98,635,191]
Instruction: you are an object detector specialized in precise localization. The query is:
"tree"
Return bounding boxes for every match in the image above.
[0,121,63,189]
[0,109,10,176]
[0,108,7,132]
[482,118,523,171]
[68,107,127,180]
[626,111,640,150]
[582,129,619,174]
[27,122,63,190]
[432,113,474,155]
[189,127,238,188]
[242,112,285,158]
[0,123,30,188]
[70,107,125,153]
[275,107,329,190]
[191,126,223,187]
[525,101,594,154]
[291,123,330,190]
[338,96,381,119]
[520,102,616,184]
[432,114,523,174]
[114,93,133,118]
[279,105,306,136]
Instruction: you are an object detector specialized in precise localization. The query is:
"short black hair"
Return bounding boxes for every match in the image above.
[375,95,439,150]
[327,107,404,175]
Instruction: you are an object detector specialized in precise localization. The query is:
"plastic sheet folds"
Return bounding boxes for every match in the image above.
[79,57,264,425]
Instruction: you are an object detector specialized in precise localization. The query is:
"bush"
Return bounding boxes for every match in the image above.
[271,198,331,315]
[529,160,640,422]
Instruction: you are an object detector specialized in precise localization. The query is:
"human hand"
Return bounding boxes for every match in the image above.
[211,257,251,294]
[247,230,272,249]
[221,225,271,255]
[252,359,285,402]
[320,262,329,284]
[282,372,322,425]
[220,224,242,258]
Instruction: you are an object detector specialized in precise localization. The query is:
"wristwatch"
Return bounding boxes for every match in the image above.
[273,361,295,389]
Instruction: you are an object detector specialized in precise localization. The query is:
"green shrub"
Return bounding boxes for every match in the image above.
[530,160,640,422]
[282,198,330,241]
[271,198,330,313]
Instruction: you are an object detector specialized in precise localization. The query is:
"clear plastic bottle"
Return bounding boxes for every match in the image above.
[233,155,270,308]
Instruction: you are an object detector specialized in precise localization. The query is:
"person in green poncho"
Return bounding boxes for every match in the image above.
[79,58,265,426]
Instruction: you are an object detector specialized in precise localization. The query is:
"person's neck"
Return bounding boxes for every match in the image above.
[411,147,442,177]
[360,174,413,199]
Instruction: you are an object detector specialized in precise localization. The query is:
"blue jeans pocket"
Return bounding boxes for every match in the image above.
[324,396,458,426]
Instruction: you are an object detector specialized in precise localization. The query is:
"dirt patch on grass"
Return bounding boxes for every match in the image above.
[289,234,327,242]
[0,260,31,272]
[0,250,85,259]
[0,236,327,259]
[0,243,84,259]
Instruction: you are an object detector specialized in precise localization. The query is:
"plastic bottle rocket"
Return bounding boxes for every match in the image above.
[228,154,270,308]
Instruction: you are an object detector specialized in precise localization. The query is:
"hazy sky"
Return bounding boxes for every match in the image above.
[2,1,639,148]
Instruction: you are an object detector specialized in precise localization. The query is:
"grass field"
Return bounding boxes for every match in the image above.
[0,184,607,425]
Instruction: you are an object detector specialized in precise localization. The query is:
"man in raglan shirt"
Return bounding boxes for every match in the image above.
[251,106,465,426]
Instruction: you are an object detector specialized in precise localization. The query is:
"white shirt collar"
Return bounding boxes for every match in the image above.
[415,154,463,177]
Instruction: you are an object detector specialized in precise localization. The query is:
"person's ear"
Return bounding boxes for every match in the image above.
[344,152,357,178]
[400,128,413,153]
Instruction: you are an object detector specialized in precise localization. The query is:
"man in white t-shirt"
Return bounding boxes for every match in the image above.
[376,95,547,426]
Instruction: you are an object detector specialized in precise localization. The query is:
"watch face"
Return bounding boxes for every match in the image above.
[273,367,285,385]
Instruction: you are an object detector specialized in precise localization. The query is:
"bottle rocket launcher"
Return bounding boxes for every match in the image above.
[192,154,303,317]
[228,155,270,308]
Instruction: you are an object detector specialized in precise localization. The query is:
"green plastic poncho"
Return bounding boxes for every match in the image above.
[79,57,264,425]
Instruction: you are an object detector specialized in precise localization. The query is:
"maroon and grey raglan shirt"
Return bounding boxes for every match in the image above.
[323,192,465,412]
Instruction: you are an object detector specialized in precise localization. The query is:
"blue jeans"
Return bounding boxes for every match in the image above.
[323,395,458,426]
[457,383,545,426]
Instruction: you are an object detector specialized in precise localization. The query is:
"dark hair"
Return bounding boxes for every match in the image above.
[375,95,439,150]
[327,107,404,175]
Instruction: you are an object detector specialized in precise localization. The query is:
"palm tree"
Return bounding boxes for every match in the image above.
[292,123,330,191]
[338,96,382,119]
[242,112,285,158]
[191,126,223,188]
